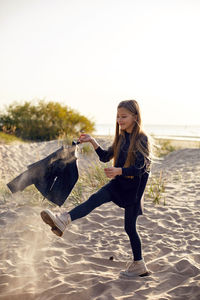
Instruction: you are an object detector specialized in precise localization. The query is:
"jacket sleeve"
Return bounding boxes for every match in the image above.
[95,146,114,163]
[122,151,146,177]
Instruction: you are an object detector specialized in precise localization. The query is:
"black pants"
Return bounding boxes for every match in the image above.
[69,185,142,261]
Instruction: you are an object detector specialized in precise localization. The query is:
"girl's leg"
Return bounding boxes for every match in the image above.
[124,206,142,261]
[41,186,111,237]
[69,186,111,221]
[121,206,149,276]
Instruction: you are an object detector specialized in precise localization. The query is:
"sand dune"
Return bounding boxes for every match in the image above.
[0,140,199,300]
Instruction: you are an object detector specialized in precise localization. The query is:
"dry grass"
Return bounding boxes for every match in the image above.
[0,132,24,144]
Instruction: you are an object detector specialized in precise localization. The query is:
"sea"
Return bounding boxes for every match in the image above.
[94,124,200,141]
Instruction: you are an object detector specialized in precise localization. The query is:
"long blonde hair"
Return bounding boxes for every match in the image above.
[111,100,151,168]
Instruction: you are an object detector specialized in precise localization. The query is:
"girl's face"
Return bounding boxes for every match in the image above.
[117,107,137,133]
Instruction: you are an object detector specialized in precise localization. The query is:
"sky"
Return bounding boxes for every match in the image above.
[0,0,200,126]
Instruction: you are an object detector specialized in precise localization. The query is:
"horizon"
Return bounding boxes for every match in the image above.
[94,123,200,140]
[95,122,200,127]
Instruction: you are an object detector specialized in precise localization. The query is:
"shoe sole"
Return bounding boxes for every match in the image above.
[120,271,151,278]
[139,271,151,277]
[40,211,63,237]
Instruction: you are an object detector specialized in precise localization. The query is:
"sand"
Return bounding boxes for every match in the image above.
[0,139,199,300]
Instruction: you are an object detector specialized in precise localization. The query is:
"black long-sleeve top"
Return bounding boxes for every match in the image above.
[96,131,146,176]
[95,131,149,213]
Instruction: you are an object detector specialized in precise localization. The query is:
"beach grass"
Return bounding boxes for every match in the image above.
[80,143,94,154]
[0,132,24,144]
[68,162,110,206]
[0,182,11,204]
[154,139,177,157]
[146,171,166,205]
[0,182,45,207]
[155,137,200,153]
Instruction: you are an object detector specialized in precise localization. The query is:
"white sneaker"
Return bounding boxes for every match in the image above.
[120,259,150,277]
[40,209,71,237]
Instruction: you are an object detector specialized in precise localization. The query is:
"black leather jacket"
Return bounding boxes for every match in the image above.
[7,145,79,206]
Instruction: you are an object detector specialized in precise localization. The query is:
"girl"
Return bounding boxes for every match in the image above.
[41,100,151,277]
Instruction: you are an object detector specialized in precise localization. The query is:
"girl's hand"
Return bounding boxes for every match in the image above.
[104,167,122,178]
[78,134,92,143]
[78,134,100,150]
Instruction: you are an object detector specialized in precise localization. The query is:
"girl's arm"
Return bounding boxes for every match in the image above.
[104,152,146,178]
[95,145,114,162]
[78,134,114,162]
[121,151,146,177]
[78,134,100,149]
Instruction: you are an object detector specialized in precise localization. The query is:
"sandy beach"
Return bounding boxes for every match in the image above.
[0,138,199,300]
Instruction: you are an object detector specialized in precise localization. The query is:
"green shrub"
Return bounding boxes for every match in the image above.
[0,100,95,141]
